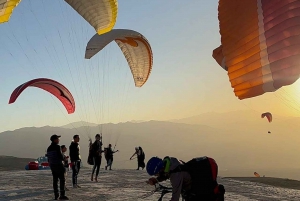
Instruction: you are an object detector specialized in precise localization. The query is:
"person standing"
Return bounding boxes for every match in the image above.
[46,134,69,200]
[130,146,145,170]
[104,144,118,170]
[61,145,70,191]
[90,134,103,182]
[69,135,81,188]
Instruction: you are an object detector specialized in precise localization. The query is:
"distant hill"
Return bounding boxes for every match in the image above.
[60,121,99,129]
[1,111,300,179]
[0,156,35,171]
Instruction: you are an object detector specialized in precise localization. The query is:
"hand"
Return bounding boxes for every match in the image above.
[130,157,132,160]
[147,177,158,185]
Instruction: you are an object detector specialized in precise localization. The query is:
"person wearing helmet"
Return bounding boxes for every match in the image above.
[146,156,192,201]
[146,156,225,201]
[130,146,145,170]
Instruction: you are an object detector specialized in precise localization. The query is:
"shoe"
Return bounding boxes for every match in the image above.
[73,185,77,188]
[76,184,81,188]
[95,177,98,182]
[59,195,69,200]
[65,187,69,191]
[91,175,93,181]
[54,194,59,200]
[105,166,107,170]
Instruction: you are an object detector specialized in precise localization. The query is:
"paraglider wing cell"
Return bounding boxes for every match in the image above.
[9,78,75,114]
[0,0,21,24]
[214,0,300,99]
[65,0,118,35]
[212,45,227,71]
[85,29,153,87]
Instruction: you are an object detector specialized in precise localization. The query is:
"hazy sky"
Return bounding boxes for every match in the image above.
[1,0,300,132]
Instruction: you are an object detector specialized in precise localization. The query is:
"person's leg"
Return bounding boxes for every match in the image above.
[105,158,108,170]
[91,157,96,181]
[51,169,59,199]
[64,167,69,190]
[75,161,81,187]
[95,158,100,181]
[58,168,66,197]
[141,160,145,170]
[108,158,112,170]
[137,158,141,170]
[71,163,76,186]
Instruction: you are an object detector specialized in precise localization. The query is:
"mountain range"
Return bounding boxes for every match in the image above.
[1,110,300,179]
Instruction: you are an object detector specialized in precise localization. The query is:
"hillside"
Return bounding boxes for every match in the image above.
[0,156,35,171]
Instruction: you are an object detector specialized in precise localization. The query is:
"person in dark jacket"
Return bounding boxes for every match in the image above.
[104,144,118,170]
[46,134,69,200]
[69,134,81,188]
[89,134,103,182]
[130,146,145,170]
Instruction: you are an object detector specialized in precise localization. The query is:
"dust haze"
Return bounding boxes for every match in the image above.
[1,110,299,179]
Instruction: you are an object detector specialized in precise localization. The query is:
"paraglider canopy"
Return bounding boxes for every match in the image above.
[9,78,75,114]
[0,0,21,24]
[254,172,260,177]
[85,29,153,87]
[261,112,272,123]
[213,0,300,100]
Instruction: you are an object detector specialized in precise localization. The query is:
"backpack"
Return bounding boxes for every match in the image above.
[169,156,225,201]
[87,148,94,165]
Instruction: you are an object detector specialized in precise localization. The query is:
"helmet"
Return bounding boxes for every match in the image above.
[146,157,164,176]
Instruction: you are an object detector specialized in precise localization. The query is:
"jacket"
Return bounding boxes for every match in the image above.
[46,143,64,167]
[69,141,81,162]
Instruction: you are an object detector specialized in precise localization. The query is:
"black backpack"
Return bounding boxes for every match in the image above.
[170,156,225,201]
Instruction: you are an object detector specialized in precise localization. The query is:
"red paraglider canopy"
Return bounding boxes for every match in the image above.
[9,78,75,114]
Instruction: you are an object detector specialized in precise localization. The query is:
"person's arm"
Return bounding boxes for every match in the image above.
[69,144,75,162]
[56,146,64,161]
[130,152,137,159]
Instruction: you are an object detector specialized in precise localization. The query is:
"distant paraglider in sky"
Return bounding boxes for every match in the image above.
[85,29,153,87]
[9,78,76,114]
[261,112,272,123]
[213,0,300,100]
[261,112,272,134]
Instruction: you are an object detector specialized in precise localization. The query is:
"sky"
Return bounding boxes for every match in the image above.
[1,0,300,132]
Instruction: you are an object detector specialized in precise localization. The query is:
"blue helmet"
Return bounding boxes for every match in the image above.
[146,157,164,176]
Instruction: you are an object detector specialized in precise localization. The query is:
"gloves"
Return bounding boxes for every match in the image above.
[147,177,158,185]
